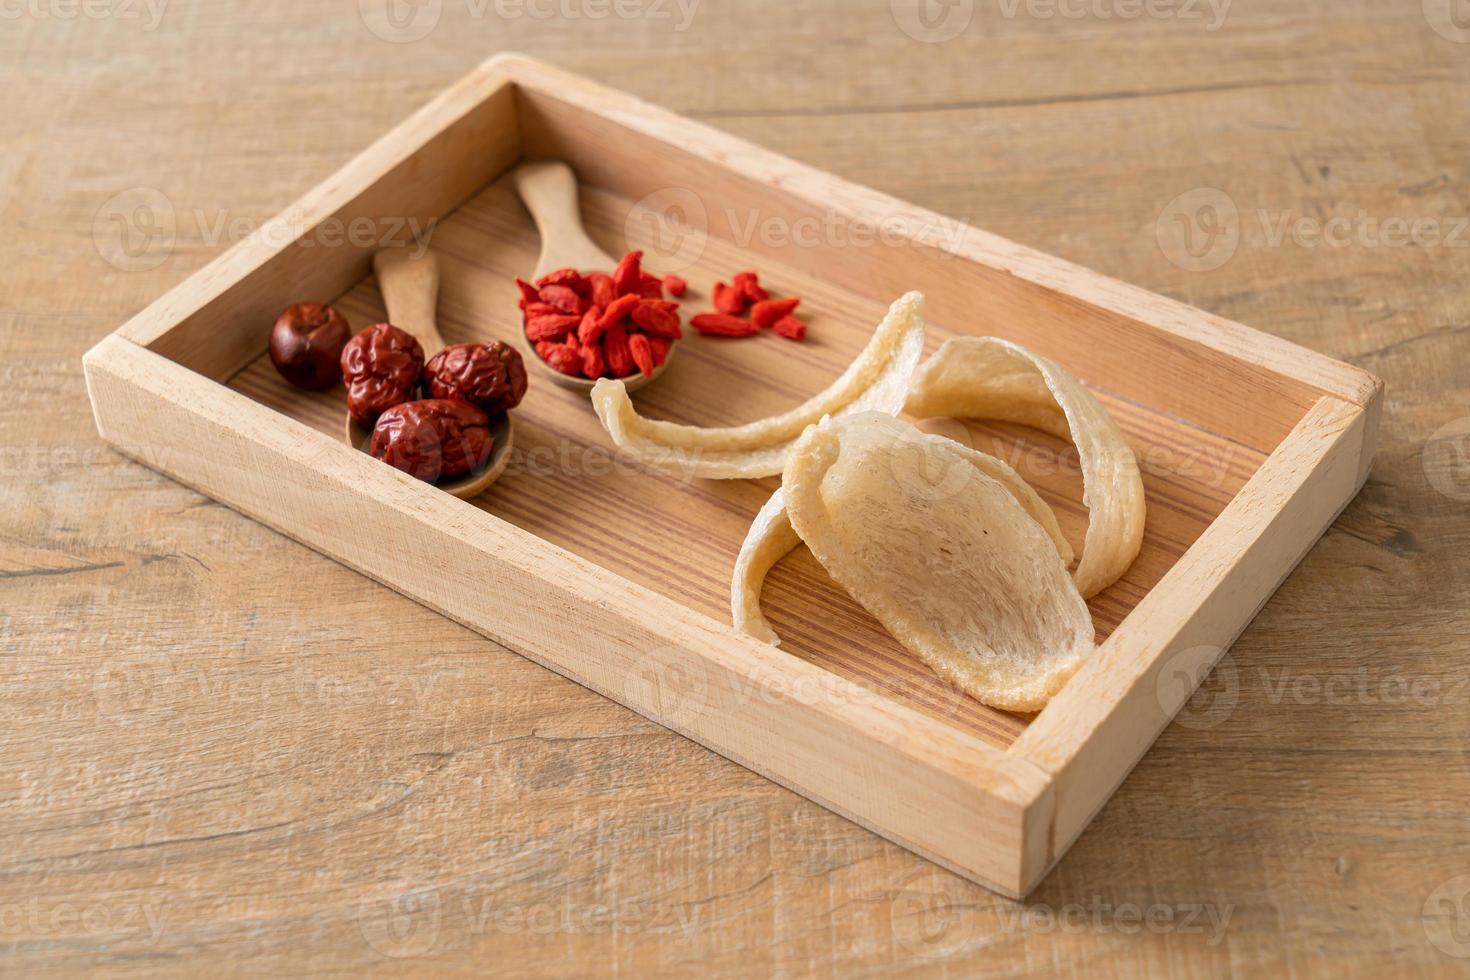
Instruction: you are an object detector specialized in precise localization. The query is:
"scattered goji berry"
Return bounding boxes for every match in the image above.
[712,281,745,315]
[662,274,687,297]
[693,272,806,342]
[629,334,655,376]
[750,297,800,330]
[691,313,760,337]
[772,313,806,341]
[732,271,768,304]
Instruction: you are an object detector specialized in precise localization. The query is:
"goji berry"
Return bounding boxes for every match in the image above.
[750,297,800,330]
[691,313,759,337]
[577,306,605,346]
[598,293,640,330]
[536,268,584,290]
[581,342,606,379]
[629,334,655,376]
[662,274,687,297]
[586,272,617,310]
[525,314,581,342]
[522,302,561,319]
[630,300,682,339]
[604,322,635,377]
[538,284,583,315]
[519,250,686,380]
[543,344,584,377]
[514,277,541,305]
[637,271,664,299]
[772,313,806,341]
[712,281,746,315]
[732,271,768,304]
[612,250,643,297]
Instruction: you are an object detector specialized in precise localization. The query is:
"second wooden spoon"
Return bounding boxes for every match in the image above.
[345,248,513,499]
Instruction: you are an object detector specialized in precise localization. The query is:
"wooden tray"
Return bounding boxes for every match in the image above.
[82,55,1382,898]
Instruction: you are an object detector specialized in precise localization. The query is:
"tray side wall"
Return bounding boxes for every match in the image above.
[83,334,1051,897]
[115,64,522,383]
[505,59,1380,455]
[1011,394,1375,892]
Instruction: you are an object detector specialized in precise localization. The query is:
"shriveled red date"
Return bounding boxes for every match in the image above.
[369,399,493,484]
[340,323,424,426]
[269,302,351,391]
[424,341,528,415]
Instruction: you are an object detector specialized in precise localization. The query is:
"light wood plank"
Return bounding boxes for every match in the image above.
[226,173,1269,745]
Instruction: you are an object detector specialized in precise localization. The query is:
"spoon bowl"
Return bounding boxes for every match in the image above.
[346,411,513,500]
[535,344,676,394]
[512,159,679,394]
[345,247,515,498]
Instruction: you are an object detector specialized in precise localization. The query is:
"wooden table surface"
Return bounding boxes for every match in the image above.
[4,2,1468,975]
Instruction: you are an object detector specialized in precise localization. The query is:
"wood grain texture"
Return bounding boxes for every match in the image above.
[3,1,1467,976]
[224,172,1268,750]
[86,50,1326,899]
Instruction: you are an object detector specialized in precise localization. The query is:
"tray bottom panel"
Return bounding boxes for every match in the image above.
[227,174,1267,747]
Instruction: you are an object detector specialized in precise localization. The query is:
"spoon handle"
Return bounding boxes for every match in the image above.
[374,248,446,358]
[513,161,616,279]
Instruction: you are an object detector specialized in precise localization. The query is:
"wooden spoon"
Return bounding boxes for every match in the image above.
[344,248,514,499]
[512,160,676,393]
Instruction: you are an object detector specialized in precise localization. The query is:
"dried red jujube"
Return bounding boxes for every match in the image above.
[341,323,425,426]
[269,302,352,391]
[369,399,493,484]
[424,341,528,415]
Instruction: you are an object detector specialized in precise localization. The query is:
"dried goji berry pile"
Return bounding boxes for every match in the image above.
[691,270,806,341]
[518,250,681,380]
